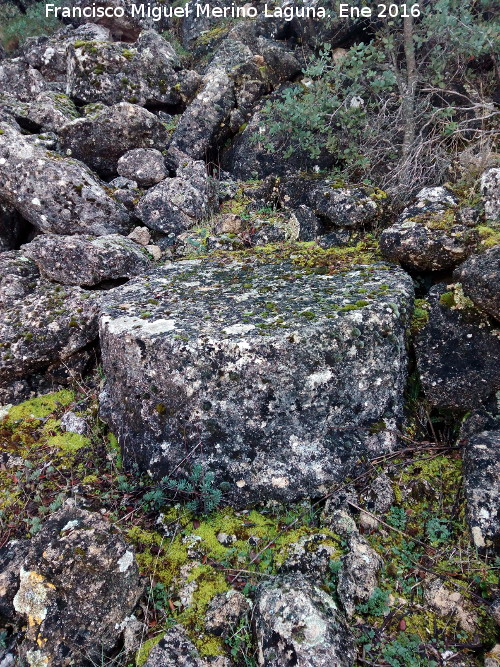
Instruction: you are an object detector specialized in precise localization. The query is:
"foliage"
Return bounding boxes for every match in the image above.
[0,1,62,51]
[160,464,223,515]
[257,0,499,199]
[356,587,390,617]
[382,633,438,667]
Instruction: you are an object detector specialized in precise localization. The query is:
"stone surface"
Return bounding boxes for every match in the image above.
[254,575,355,667]
[12,506,144,667]
[0,91,79,133]
[0,270,101,388]
[66,31,201,107]
[22,233,152,286]
[454,246,500,321]
[118,148,167,187]
[463,429,500,550]
[136,160,214,235]
[0,202,29,253]
[204,590,251,637]
[337,533,383,617]
[0,59,47,102]
[0,539,30,624]
[481,167,500,223]
[143,625,205,666]
[0,252,40,309]
[0,123,130,236]
[278,534,338,580]
[99,259,413,505]
[128,226,151,246]
[415,283,500,411]
[59,103,169,177]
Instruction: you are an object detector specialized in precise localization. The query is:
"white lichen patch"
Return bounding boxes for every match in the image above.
[117,550,134,573]
[223,323,256,335]
[13,568,56,628]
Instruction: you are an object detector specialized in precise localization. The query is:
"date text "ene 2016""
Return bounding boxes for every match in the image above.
[339,4,421,18]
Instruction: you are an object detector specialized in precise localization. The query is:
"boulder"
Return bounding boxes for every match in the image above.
[0,270,101,388]
[99,258,414,505]
[0,251,40,309]
[379,187,477,271]
[21,233,152,286]
[454,246,500,321]
[118,148,167,187]
[170,69,235,161]
[254,575,355,667]
[309,185,382,229]
[0,539,30,624]
[66,31,201,106]
[0,91,79,133]
[481,167,500,223]
[463,430,500,550]
[204,590,250,638]
[12,506,144,667]
[143,625,205,666]
[136,160,215,235]
[22,23,112,83]
[0,58,48,102]
[337,533,383,617]
[59,102,169,177]
[415,283,500,411]
[0,123,130,235]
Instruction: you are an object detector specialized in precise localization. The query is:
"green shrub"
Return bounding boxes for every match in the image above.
[0,1,62,52]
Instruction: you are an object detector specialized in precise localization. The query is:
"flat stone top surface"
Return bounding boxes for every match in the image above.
[100,258,412,338]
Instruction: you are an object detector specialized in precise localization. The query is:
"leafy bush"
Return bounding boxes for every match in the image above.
[257,0,499,200]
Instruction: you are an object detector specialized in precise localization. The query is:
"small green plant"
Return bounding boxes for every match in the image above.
[356,587,390,617]
[160,464,223,515]
[425,517,451,546]
[382,633,438,667]
[387,506,408,531]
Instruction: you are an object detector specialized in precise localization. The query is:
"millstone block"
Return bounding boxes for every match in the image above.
[99,259,414,505]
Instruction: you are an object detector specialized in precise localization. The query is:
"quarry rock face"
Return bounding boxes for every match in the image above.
[99,259,413,505]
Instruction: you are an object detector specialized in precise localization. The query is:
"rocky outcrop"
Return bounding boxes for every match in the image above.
[379,187,477,271]
[59,102,169,177]
[463,430,500,550]
[0,123,130,235]
[0,262,101,388]
[99,259,413,505]
[454,246,500,321]
[481,167,500,223]
[21,233,153,286]
[66,30,201,106]
[135,159,215,235]
[10,506,144,667]
[415,283,500,411]
[0,58,48,102]
[254,575,355,667]
[118,148,167,187]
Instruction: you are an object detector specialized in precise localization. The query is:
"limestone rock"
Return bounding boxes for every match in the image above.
[204,590,251,637]
[118,148,167,187]
[254,575,355,667]
[21,233,152,286]
[481,167,500,223]
[0,123,130,236]
[0,251,39,308]
[99,259,413,505]
[415,283,500,411]
[136,160,215,235]
[454,246,500,321]
[337,533,383,617]
[143,625,205,666]
[170,69,235,161]
[0,91,79,133]
[12,506,144,667]
[0,275,100,388]
[379,187,478,271]
[66,31,201,107]
[463,429,500,550]
[0,59,47,102]
[59,103,169,177]
[0,539,30,624]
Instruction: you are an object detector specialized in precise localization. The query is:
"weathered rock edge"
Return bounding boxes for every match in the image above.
[99,259,414,506]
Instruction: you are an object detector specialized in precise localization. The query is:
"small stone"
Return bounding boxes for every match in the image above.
[145,245,162,261]
[216,532,236,546]
[128,226,152,247]
[204,590,251,637]
[60,411,87,435]
[337,533,383,617]
[118,148,167,187]
[214,214,245,235]
[143,625,205,666]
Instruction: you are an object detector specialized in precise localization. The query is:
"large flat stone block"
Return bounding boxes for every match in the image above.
[99,259,414,505]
